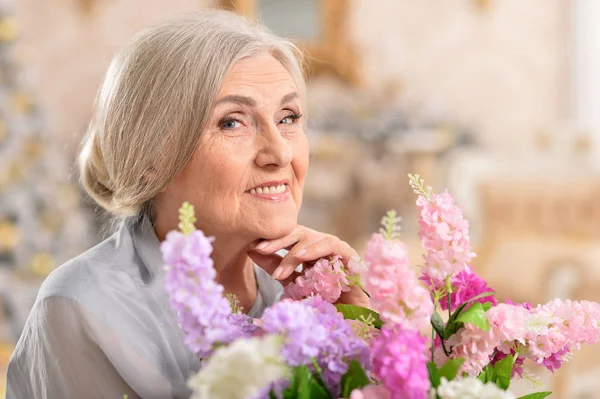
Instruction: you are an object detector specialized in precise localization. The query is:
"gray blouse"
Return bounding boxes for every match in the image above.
[6,215,283,399]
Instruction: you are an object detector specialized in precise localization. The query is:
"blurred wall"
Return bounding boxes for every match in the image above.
[14,0,215,155]
[6,1,599,397]
[14,0,567,157]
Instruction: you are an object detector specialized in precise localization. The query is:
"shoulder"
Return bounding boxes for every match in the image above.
[36,220,142,304]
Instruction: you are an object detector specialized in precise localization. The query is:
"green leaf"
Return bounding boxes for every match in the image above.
[516,392,553,399]
[444,320,464,340]
[482,302,493,311]
[427,361,441,388]
[455,302,490,331]
[449,302,469,323]
[283,366,331,399]
[431,311,446,340]
[335,304,383,329]
[439,358,465,382]
[477,364,494,384]
[493,355,515,390]
[463,291,495,305]
[445,301,470,339]
[340,360,370,397]
[298,373,330,399]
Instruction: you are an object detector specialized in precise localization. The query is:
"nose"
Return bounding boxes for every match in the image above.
[254,122,293,169]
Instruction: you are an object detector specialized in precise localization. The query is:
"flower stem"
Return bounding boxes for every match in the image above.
[311,358,332,399]
[431,327,435,363]
[446,277,452,316]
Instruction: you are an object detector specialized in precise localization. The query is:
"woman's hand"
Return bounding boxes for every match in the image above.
[247,225,370,308]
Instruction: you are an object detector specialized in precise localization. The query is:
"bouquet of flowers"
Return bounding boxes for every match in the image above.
[160,174,600,399]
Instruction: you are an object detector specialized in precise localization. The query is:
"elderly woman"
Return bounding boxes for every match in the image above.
[6,9,367,399]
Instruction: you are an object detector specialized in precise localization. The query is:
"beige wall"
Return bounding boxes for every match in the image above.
[14,0,216,154]
[350,0,568,154]
[14,0,568,157]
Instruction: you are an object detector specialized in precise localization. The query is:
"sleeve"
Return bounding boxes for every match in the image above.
[6,296,141,399]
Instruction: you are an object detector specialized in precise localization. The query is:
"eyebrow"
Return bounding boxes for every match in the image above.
[213,92,299,108]
[213,95,256,107]
[279,92,299,105]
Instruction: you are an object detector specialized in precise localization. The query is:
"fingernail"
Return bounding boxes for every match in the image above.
[255,242,268,250]
[272,266,284,279]
[295,248,307,257]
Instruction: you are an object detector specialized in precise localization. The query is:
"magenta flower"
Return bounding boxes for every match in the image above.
[350,385,391,399]
[422,266,497,312]
[371,326,430,399]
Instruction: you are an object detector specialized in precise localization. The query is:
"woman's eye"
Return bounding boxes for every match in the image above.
[220,119,241,130]
[279,113,302,125]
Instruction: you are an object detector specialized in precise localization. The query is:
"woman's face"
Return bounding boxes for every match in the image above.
[160,54,309,240]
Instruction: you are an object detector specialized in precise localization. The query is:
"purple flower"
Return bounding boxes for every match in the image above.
[261,297,370,397]
[161,230,248,357]
[228,313,259,334]
[371,327,430,399]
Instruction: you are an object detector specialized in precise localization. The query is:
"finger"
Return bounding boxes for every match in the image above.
[279,270,303,287]
[247,250,284,276]
[274,236,356,281]
[337,286,371,309]
[271,244,312,280]
[251,226,310,254]
[295,237,358,265]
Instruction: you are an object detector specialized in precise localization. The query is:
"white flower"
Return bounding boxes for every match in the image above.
[436,377,516,399]
[189,335,290,399]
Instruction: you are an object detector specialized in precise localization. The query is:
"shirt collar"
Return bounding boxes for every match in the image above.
[130,213,165,278]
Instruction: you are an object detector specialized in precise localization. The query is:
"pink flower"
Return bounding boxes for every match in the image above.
[416,191,475,282]
[363,233,433,331]
[347,256,367,275]
[518,299,600,372]
[449,299,600,376]
[283,256,351,303]
[350,385,391,399]
[448,303,529,375]
[371,327,431,399]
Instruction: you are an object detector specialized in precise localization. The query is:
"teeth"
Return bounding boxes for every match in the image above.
[250,184,286,195]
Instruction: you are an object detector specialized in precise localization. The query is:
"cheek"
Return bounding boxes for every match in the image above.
[191,139,250,198]
[293,137,310,183]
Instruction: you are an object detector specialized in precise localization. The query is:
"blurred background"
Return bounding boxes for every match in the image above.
[1,0,599,397]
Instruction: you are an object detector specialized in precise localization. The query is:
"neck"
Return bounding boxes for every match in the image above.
[153,212,258,314]
[212,237,258,314]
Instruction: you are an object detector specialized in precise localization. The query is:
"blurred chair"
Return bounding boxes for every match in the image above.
[475,179,600,398]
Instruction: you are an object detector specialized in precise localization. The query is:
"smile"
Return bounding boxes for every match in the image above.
[246,181,291,202]
[249,184,287,194]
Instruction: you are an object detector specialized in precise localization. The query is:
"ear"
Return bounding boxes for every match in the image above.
[143,165,169,194]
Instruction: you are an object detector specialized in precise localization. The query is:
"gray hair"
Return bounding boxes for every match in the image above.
[78,10,305,224]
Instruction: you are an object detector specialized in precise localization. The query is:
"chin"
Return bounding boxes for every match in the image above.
[254,214,297,239]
